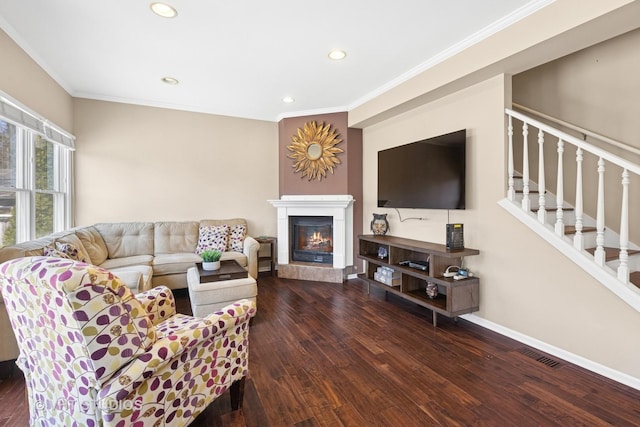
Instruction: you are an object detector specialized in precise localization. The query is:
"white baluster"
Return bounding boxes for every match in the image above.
[618,169,630,282]
[537,129,546,223]
[594,158,606,266]
[555,139,565,236]
[507,115,515,201]
[574,148,584,250]
[521,123,530,212]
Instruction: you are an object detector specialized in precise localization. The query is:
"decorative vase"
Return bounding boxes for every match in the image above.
[370,213,389,236]
[202,261,220,271]
[426,282,438,299]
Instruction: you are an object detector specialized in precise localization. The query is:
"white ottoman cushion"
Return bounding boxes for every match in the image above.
[187,266,257,317]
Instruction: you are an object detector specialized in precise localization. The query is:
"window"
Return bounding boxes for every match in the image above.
[0,120,19,246]
[0,94,74,247]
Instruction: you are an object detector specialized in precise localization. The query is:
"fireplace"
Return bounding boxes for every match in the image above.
[268,195,355,283]
[290,216,333,264]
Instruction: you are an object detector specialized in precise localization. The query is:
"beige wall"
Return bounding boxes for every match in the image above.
[72,99,279,237]
[514,28,640,148]
[361,74,640,380]
[0,29,73,132]
[513,28,640,240]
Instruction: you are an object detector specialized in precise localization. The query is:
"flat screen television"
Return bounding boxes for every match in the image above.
[377,129,466,209]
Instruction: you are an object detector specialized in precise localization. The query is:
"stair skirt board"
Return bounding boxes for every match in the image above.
[512,188,640,259]
[498,198,640,313]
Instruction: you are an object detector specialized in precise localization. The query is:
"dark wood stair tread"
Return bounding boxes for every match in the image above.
[530,207,574,212]
[629,271,640,288]
[630,272,640,289]
[516,190,540,194]
[585,247,640,262]
[564,226,597,235]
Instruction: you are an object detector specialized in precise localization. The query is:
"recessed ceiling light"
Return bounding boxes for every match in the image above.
[328,50,347,60]
[161,77,179,85]
[150,2,178,18]
[282,96,295,103]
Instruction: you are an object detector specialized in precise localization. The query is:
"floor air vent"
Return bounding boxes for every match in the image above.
[517,347,562,368]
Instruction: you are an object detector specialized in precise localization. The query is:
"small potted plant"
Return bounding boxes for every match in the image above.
[200,249,222,271]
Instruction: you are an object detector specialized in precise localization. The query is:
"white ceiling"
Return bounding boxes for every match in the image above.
[0,0,549,122]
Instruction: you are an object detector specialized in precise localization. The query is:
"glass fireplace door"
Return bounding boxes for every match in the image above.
[289,216,333,264]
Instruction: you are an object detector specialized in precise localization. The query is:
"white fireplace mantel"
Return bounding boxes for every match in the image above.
[268,195,354,269]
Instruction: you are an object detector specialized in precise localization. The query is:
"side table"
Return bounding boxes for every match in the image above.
[255,236,277,276]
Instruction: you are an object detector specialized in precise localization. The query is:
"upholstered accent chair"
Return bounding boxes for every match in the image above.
[0,256,256,427]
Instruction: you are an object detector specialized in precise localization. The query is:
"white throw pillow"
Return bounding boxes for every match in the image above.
[195,225,230,254]
[228,224,246,253]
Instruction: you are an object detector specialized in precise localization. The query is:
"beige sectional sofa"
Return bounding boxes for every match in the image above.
[0,218,259,363]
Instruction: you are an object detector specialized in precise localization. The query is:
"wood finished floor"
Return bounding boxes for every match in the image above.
[1,273,640,426]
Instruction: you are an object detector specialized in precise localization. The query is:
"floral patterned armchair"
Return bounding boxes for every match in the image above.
[0,256,256,427]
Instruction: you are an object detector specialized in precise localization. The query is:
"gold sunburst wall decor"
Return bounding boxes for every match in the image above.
[287,121,344,181]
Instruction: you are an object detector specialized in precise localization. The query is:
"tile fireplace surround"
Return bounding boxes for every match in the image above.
[268,195,354,283]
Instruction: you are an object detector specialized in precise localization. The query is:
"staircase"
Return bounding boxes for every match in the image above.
[499,106,640,313]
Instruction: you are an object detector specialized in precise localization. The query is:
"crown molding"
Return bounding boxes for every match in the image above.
[347,0,554,112]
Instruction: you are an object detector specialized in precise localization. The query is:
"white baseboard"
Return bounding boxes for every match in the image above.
[461,313,640,391]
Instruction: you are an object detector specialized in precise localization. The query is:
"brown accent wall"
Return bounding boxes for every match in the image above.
[278,112,363,270]
[279,112,350,195]
[347,127,363,274]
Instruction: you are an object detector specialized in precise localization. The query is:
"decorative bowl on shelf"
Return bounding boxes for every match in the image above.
[377,246,388,259]
[426,282,438,299]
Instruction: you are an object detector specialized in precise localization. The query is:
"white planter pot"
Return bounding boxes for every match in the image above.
[202,261,220,271]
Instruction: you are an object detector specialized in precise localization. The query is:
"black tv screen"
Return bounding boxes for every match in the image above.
[377,129,466,209]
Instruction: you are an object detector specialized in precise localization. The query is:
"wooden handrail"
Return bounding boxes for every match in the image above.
[512,103,640,157]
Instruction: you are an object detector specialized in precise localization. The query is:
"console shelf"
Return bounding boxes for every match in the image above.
[357,234,479,326]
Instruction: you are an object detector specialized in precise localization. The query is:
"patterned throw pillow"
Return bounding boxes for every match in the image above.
[43,244,72,259]
[55,241,88,262]
[195,225,230,255]
[228,224,247,253]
